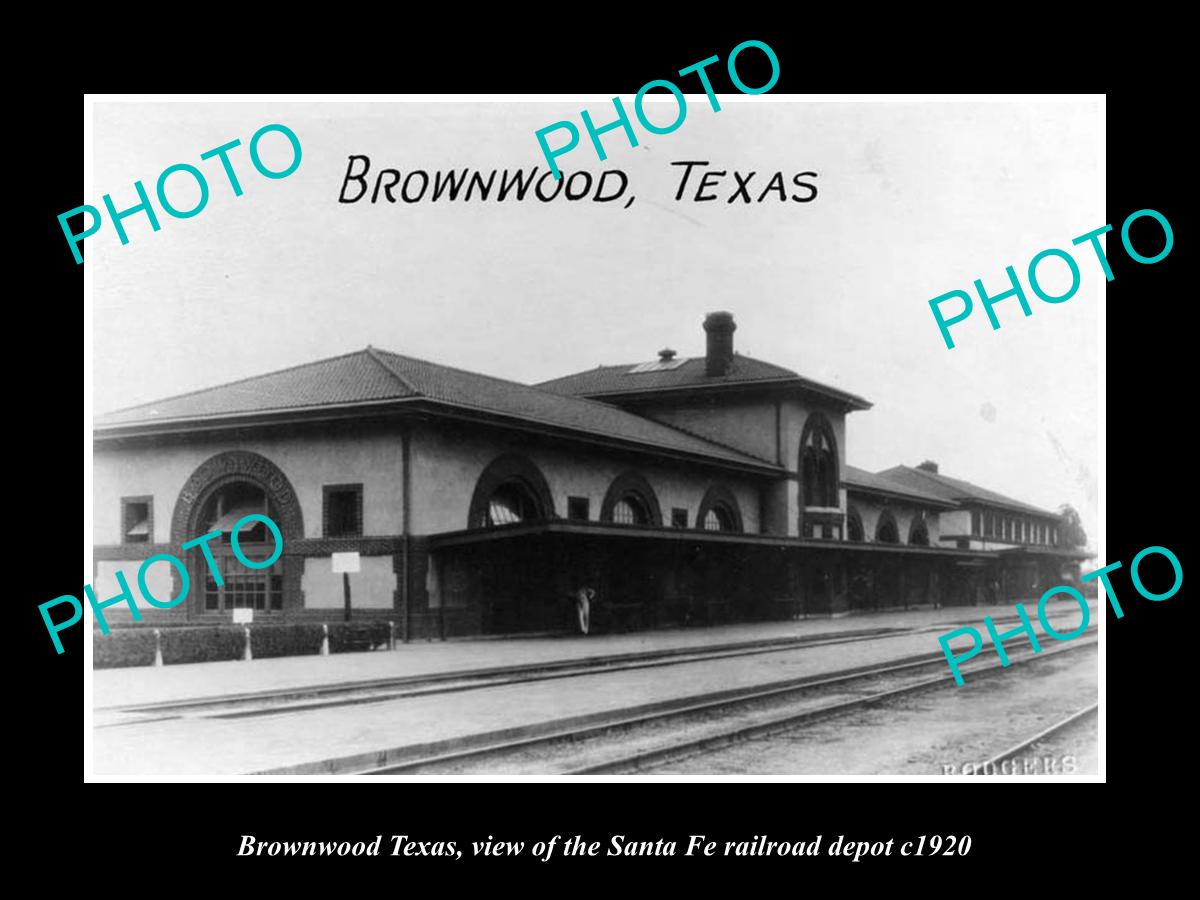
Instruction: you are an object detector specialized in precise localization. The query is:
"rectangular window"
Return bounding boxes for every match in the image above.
[971,510,981,536]
[567,496,590,521]
[671,508,688,528]
[206,556,280,612]
[121,496,152,544]
[323,484,363,538]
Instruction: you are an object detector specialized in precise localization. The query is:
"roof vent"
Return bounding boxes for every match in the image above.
[917,460,939,474]
[658,348,677,361]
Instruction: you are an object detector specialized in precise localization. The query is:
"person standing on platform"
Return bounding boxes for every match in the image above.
[573,586,596,635]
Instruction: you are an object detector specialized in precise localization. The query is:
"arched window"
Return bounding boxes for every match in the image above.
[846,507,865,542]
[484,482,540,526]
[800,413,839,508]
[908,515,930,546]
[200,481,272,540]
[697,484,744,534]
[875,511,900,544]
[611,496,650,525]
[197,481,282,612]
[467,455,555,529]
[701,504,737,531]
[600,472,663,526]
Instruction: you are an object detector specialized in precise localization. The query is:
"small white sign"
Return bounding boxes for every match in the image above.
[332,551,361,574]
[232,607,254,624]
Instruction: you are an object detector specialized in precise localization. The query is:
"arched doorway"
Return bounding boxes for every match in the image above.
[466,454,557,633]
[195,481,282,613]
[172,450,305,618]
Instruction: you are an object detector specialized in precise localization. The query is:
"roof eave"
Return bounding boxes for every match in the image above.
[93,396,786,477]
[955,497,1060,519]
[93,397,424,439]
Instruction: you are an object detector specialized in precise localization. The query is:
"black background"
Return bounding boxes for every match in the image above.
[21,26,1186,887]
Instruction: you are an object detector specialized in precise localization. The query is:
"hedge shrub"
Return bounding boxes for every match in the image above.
[92,620,394,668]
[161,626,245,665]
[250,623,326,659]
[94,629,158,669]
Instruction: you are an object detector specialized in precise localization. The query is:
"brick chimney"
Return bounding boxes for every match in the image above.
[917,460,939,474]
[703,311,736,376]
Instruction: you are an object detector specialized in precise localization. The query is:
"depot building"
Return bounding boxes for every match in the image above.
[92,312,1090,638]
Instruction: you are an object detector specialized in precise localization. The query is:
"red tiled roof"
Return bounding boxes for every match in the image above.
[877,465,1057,517]
[842,465,957,508]
[95,348,783,473]
[536,354,872,409]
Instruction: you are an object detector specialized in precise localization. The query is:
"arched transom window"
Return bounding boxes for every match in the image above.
[909,515,930,546]
[600,472,663,527]
[468,455,555,530]
[702,503,737,532]
[485,482,540,527]
[612,495,651,526]
[875,511,900,544]
[847,507,865,542]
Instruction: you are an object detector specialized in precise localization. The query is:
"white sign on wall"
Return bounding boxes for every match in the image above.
[332,552,361,574]
[232,607,254,624]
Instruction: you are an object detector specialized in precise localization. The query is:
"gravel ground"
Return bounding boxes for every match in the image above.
[644,643,1098,776]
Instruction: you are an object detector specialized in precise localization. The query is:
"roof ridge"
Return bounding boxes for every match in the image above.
[98,347,377,417]
[376,347,651,414]
[364,345,420,395]
[883,465,1055,516]
[537,353,800,387]
[844,465,958,505]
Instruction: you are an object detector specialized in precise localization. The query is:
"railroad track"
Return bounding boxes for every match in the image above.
[973,702,1099,773]
[101,607,1091,726]
[345,637,1097,776]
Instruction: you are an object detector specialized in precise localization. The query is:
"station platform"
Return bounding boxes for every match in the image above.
[92,601,1095,710]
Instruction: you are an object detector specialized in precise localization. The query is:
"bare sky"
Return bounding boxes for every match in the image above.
[91,99,1102,545]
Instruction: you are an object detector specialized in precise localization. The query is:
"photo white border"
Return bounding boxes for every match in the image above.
[82,92,1106,785]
